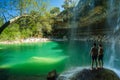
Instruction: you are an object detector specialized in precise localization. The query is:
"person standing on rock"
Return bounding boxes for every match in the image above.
[90,43,98,69]
[98,44,104,68]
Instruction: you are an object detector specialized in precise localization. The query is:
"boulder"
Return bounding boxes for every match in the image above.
[57,68,120,80]
[47,70,58,80]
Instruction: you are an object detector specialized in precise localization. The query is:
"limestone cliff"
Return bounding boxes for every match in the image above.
[55,0,120,30]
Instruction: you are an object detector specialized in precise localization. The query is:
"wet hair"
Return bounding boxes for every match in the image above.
[99,44,102,47]
[93,43,96,46]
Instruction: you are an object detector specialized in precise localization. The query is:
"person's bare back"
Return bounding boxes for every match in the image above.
[90,43,98,69]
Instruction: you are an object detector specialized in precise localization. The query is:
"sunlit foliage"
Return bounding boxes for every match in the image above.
[0,0,54,40]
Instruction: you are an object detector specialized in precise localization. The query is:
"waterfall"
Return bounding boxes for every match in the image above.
[107,0,120,68]
[67,0,87,67]
[68,0,120,68]
[67,0,96,68]
[61,0,120,78]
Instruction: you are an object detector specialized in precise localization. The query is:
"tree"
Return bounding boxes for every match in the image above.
[29,10,53,37]
[62,0,76,10]
[0,18,4,26]
[0,23,21,41]
[50,7,60,15]
[0,0,43,21]
[0,0,54,40]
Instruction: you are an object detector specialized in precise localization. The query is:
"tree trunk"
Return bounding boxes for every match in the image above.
[0,15,29,34]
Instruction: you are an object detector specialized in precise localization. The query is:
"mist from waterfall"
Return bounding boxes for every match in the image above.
[107,0,120,68]
[69,0,95,39]
[67,0,87,68]
[70,0,87,40]
[68,0,96,68]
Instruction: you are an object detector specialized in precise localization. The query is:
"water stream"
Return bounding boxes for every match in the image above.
[106,1,120,76]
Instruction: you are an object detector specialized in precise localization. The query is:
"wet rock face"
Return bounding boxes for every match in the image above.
[57,68,120,80]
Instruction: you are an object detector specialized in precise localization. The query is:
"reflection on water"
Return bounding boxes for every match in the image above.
[0,42,68,75]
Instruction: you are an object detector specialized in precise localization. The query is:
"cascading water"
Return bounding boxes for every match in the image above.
[69,0,87,40]
[108,0,120,67]
[107,0,120,77]
[69,0,95,40]
[67,0,81,68]
[67,0,120,77]
[67,0,93,67]
[67,0,96,68]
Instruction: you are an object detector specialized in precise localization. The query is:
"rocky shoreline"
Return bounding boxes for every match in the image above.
[0,38,50,44]
[0,37,71,44]
[0,35,120,45]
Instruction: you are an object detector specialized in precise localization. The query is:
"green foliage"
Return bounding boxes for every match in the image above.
[20,29,32,39]
[62,0,76,10]
[0,0,54,41]
[50,7,60,15]
[0,23,21,41]
[29,10,53,37]
[0,12,53,40]
[0,18,4,26]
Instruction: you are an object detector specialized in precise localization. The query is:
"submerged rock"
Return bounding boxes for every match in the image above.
[57,68,120,80]
[47,70,58,80]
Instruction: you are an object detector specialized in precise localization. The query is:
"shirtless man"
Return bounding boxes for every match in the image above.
[98,44,104,68]
[90,43,98,69]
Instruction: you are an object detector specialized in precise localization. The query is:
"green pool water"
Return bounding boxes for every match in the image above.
[0,41,69,75]
[0,41,120,76]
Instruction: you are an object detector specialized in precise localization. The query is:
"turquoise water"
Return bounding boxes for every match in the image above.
[0,41,120,76]
[0,42,68,75]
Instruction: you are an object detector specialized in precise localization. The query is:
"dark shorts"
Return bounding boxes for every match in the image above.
[92,55,97,61]
[98,54,103,61]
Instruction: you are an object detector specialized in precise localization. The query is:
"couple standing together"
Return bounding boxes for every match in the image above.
[90,43,104,69]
